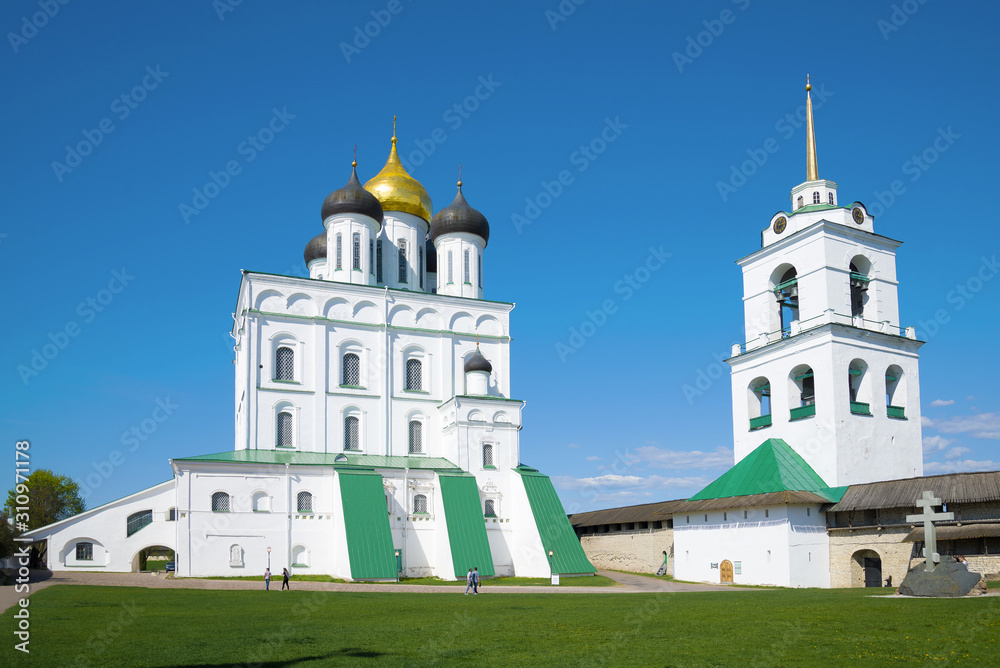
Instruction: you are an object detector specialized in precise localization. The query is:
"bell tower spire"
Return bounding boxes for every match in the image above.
[805,74,819,181]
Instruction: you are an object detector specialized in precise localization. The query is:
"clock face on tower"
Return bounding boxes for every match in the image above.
[773,216,787,234]
[852,207,865,225]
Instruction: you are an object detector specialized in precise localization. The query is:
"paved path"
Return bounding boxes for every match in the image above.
[0,569,755,614]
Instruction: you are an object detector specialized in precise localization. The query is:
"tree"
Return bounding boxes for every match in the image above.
[5,469,86,534]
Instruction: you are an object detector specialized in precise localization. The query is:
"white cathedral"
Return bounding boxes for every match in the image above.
[24,130,595,580]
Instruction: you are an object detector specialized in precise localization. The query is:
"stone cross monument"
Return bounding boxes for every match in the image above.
[906,490,955,572]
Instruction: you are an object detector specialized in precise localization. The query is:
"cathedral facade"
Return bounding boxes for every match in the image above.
[24,131,594,581]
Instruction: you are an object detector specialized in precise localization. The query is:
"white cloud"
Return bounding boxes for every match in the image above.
[930,399,955,407]
[921,416,934,428]
[585,456,601,461]
[566,443,579,449]
[554,473,710,492]
[931,412,1000,440]
[626,445,734,470]
[944,446,971,460]
[922,435,955,455]
[924,459,1000,474]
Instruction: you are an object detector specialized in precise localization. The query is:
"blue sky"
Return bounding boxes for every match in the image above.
[2,0,998,514]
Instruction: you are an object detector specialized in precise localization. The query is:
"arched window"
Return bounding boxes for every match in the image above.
[397,238,408,284]
[796,195,804,209]
[886,365,906,418]
[352,232,361,270]
[275,346,294,381]
[297,491,313,513]
[370,239,375,275]
[790,365,816,420]
[413,494,428,514]
[773,267,799,335]
[482,443,494,468]
[252,491,270,512]
[212,491,231,512]
[335,233,343,270]
[126,510,153,537]
[405,359,423,391]
[828,192,834,205]
[812,191,820,204]
[849,256,872,319]
[292,545,309,567]
[167,507,176,521]
[344,415,360,451]
[276,411,293,447]
[447,251,454,284]
[849,359,871,415]
[408,420,423,454]
[484,499,496,517]
[464,249,470,283]
[76,542,93,561]
[748,377,772,430]
[342,352,360,386]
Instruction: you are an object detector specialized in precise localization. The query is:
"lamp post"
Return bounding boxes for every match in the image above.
[267,546,271,571]
[548,549,555,585]
[395,549,401,583]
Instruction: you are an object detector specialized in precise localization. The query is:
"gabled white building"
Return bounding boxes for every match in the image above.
[24,129,594,581]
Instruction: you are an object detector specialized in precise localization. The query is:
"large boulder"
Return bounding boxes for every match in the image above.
[898,560,983,597]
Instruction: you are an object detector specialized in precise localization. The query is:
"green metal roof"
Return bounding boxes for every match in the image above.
[514,468,595,575]
[173,450,461,471]
[338,470,397,580]
[438,474,495,578]
[687,438,845,502]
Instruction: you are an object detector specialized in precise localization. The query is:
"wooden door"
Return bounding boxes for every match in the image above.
[720,560,734,583]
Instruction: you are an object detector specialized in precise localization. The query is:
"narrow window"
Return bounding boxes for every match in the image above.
[418,246,424,289]
[812,191,820,204]
[478,252,482,288]
[447,251,454,283]
[344,415,360,451]
[297,491,313,513]
[275,346,294,381]
[167,508,176,521]
[397,238,407,284]
[796,195,804,209]
[484,499,496,517]
[405,359,422,391]
[413,494,428,514]
[276,411,293,447]
[342,353,360,386]
[828,192,834,205]
[369,239,374,275]
[126,510,153,537]
[464,249,470,283]
[335,233,343,270]
[76,542,93,561]
[212,492,230,513]
[765,509,769,518]
[482,443,494,468]
[743,510,747,519]
[408,420,422,454]
[886,366,905,418]
[353,232,361,270]
[376,240,383,282]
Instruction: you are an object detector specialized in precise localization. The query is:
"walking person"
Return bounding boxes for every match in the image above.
[472,567,480,595]
[282,567,290,590]
[264,567,271,590]
[464,568,474,595]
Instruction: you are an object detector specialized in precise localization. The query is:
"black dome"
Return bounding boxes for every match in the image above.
[429,182,489,246]
[425,238,437,273]
[303,230,326,266]
[321,163,384,224]
[464,347,492,374]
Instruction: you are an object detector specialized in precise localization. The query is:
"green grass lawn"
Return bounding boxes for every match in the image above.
[3,585,998,666]
[388,574,617,587]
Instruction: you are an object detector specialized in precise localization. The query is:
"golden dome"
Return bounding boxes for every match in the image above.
[363,128,433,222]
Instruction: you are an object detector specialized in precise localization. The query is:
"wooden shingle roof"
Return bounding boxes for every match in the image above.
[827,471,1000,512]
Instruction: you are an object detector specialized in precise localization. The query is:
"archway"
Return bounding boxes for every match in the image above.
[131,545,175,572]
[720,559,734,584]
[851,549,882,587]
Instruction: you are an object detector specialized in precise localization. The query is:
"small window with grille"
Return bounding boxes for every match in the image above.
[397,239,407,283]
[336,233,343,270]
[812,191,820,204]
[484,499,496,517]
[212,491,230,513]
[376,240,383,282]
[828,192,834,205]
[353,232,361,270]
[277,411,293,447]
[405,358,422,391]
[297,491,313,513]
[275,346,294,381]
[342,353,361,386]
[126,509,153,537]
[464,249,470,283]
[344,415,360,450]
[76,542,93,561]
[413,494,428,514]
[482,443,494,468]
[408,420,423,454]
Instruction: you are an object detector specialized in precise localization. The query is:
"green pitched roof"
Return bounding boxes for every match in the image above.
[173,450,461,471]
[338,471,397,580]
[514,467,595,575]
[438,474,495,578]
[688,438,845,502]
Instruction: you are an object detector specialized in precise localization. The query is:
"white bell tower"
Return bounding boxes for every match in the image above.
[726,77,924,487]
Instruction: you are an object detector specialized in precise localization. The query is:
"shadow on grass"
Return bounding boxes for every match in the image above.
[159,649,388,666]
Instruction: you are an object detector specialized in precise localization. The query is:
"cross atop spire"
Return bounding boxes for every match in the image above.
[392,115,397,145]
[805,74,819,182]
[352,144,357,168]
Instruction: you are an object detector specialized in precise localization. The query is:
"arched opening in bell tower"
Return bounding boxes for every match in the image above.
[772,266,799,336]
[849,256,872,320]
[848,359,872,415]
[789,364,816,420]
[748,377,772,430]
[886,365,906,419]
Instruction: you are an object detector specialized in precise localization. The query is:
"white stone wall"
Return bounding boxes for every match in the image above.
[579,529,673,575]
